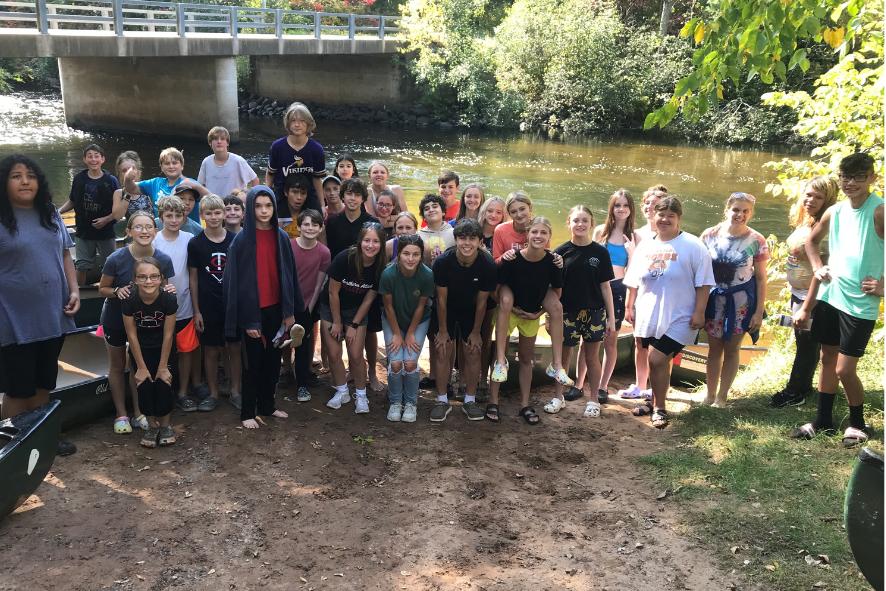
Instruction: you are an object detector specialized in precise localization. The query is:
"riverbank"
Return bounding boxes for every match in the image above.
[641,331,884,591]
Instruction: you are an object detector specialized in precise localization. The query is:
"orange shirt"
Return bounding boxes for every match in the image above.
[421,201,461,228]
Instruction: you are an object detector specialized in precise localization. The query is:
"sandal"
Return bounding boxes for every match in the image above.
[651,409,669,429]
[518,406,540,426]
[631,401,653,417]
[543,397,565,414]
[485,403,500,423]
[584,400,601,418]
[790,422,822,440]
[114,416,132,434]
[842,426,869,449]
[131,414,149,431]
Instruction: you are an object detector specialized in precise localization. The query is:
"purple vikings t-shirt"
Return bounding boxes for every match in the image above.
[267,137,326,217]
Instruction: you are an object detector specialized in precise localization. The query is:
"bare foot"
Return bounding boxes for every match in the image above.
[701,395,716,406]
[242,419,259,429]
[710,397,728,408]
[271,410,288,418]
[368,376,385,391]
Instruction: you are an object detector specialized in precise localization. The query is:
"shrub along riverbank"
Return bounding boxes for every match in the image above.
[640,327,883,591]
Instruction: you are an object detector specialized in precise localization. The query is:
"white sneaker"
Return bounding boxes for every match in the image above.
[355,395,370,414]
[543,397,565,414]
[387,403,403,422]
[584,400,601,418]
[401,403,417,423]
[326,390,351,409]
[618,384,642,399]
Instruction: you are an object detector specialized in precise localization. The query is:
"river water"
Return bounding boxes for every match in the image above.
[1,91,802,246]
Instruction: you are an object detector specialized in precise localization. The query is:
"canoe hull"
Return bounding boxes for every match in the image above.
[845,447,884,591]
[0,400,62,521]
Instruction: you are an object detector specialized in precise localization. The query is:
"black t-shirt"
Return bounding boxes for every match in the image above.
[187,230,235,323]
[433,248,498,316]
[121,289,178,349]
[325,210,380,259]
[70,169,120,241]
[320,250,380,311]
[497,250,563,313]
[481,234,494,252]
[553,241,615,312]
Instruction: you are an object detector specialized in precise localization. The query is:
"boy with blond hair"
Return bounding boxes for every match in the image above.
[198,126,259,197]
[153,195,205,411]
[124,147,209,224]
[188,194,238,410]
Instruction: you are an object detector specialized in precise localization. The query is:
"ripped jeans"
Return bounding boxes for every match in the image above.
[381,316,430,406]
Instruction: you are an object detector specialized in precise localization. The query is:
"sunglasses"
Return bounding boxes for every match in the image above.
[363,222,383,229]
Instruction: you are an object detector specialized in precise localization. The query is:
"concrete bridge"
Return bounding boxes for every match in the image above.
[0,0,404,139]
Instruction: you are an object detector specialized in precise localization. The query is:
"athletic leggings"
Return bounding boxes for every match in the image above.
[241,304,283,421]
[785,294,820,394]
[129,346,176,418]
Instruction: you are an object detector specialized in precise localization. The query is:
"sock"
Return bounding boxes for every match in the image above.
[437,394,449,403]
[813,392,836,430]
[335,384,348,395]
[464,395,476,403]
[848,404,866,430]
[356,388,367,399]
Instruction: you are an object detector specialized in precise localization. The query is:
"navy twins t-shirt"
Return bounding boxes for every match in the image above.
[267,137,326,217]
[187,230,235,323]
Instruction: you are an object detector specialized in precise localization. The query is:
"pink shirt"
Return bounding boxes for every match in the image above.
[291,239,331,305]
[492,221,549,263]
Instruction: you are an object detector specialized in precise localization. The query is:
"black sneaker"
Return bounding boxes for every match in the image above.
[447,383,455,399]
[277,371,295,387]
[176,396,198,412]
[419,377,436,390]
[770,389,807,408]
[598,389,609,404]
[190,383,211,400]
[454,386,466,401]
[304,372,321,387]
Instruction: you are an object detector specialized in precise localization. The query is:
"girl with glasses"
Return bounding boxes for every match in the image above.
[98,211,176,435]
[373,189,400,240]
[122,257,178,448]
[366,161,408,217]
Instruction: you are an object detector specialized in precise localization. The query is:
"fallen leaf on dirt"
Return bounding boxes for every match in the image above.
[293,510,300,516]
[656,491,667,500]
[159,460,172,465]
[184,491,192,498]
[300,577,307,583]
[311,441,322,450]
[409,459,417,462]
[805,555,821,566]
[635,543,644,549]
[817,554,830,564]
[731,547,739,554]
[401,571,411,576]
[764,565,776,571]
[135,575,144,580]
[208,569,215,575]
[812,582,825,588]
[334,573,343,577]
[321,576,328,580]
[515,474,523,478]
[137,466,150,472]
[136,561,145,565]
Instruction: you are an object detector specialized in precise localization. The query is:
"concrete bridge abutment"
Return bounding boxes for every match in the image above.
[58,56,240,141]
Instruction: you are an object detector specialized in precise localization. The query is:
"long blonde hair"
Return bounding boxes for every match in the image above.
[789,176,839,228]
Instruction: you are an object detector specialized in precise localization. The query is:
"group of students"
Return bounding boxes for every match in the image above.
[0,100,882,453]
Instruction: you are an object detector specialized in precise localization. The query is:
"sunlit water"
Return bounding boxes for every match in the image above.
[1,91,803,246]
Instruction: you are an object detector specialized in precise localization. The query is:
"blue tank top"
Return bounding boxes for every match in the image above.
[606,242,628,267]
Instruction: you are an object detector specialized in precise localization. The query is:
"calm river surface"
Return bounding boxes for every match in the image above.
[1,91,803,246]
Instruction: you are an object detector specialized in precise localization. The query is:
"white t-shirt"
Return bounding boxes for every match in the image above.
[197,153,257,197]
[418,223,455,264]
[152,231,194,320]
[623,232,714,345]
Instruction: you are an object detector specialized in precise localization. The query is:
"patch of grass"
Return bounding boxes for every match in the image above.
[640,333,883,591]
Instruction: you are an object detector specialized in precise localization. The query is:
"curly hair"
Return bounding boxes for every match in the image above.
[0,153,59,236]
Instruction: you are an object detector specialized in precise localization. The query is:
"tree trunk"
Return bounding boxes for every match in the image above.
[660,0,675,36]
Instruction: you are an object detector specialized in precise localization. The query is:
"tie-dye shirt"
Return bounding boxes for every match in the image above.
[700,225,769,290]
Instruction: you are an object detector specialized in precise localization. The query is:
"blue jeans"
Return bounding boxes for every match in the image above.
[381,316,429,405]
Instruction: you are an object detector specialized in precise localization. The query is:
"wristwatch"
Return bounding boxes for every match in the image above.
[347,321,359,329]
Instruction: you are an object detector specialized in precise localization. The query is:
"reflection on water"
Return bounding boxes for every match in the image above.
[2,91,804,246]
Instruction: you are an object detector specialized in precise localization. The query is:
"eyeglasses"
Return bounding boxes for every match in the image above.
[363,222,383,229]
[839,173,870,183]
[135,274,162,283]
[375,202,394,209]
[131,225,154,232]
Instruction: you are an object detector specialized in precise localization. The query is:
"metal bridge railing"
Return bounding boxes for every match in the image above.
[0,0,401,39]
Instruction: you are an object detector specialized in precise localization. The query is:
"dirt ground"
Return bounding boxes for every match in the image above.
[2,360,745,591]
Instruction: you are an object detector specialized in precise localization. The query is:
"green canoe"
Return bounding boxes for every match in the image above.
[845,447,883,591]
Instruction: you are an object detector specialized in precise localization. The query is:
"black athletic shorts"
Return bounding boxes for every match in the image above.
[446,310,479,343]
[810,300,875,358]
[367,297,383,333]
[103,327,128,348]
[0,335,66,398]
[639,334,685,357]
[610,279,626,330]
[200,320,226,347]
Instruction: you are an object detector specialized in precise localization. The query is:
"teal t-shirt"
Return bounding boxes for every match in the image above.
[378,263,435,329]
[818,193,884,320]
[138,176,201,223]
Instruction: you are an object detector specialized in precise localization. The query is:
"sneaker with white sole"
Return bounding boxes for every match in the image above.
[387,403,403,421]
[618,384,642,399]
[326,390,351,409]
[584,400,601,418]
[297,386,311,402]
[401,403,418,423]
[355,395,370,414]
[544,397,565,414]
